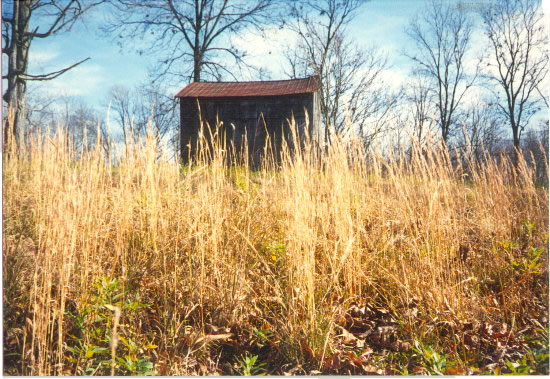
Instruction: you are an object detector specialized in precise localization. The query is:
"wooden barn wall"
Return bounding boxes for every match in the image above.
[180,93,317,163]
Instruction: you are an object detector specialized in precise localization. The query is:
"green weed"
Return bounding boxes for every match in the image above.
[412,340,451,375]
[64,275,156,375]
[237,353,266,376]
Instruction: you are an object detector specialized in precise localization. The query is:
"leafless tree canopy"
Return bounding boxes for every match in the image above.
[2,0,105,150]
[285,0,365,133]
[23,92,112,156]
[459,101,504,161]
[61,100,112,155]
[405,0,477,143]
[480,0,548,150]
[403,77,436,145]
[104,0,283,83]
[284,0,397,148]
[108,85,136,143]
[107,81,178,151]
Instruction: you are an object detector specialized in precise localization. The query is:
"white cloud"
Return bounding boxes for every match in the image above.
[30,63,104,97]
[232,26,298,79]
[379,67,408,90]
[29,48,60,67]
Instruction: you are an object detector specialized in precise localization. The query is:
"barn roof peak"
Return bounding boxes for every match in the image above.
[175,76,320,98]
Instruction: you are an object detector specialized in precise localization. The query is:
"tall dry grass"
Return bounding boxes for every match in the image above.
[3,117,548,375]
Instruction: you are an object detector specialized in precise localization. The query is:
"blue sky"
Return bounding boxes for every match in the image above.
[17,0,550,131]
[25,0,426,108]
[26,7,149,105]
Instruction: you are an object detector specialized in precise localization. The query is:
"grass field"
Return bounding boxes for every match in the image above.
[3,120,549,375]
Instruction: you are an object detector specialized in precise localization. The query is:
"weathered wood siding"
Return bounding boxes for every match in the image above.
[180,93,318,164]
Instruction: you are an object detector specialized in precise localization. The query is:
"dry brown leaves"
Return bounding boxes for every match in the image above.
[315,301,413,374]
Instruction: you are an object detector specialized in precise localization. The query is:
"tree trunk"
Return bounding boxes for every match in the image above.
[512,122,521,167]
[512,126,520,149]
[4,0,31,151]
[441,120,449,144]
[193,56,201,82]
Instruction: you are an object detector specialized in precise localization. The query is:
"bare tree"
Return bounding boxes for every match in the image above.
[16,87,110,153]
[480,0,548,153]
[49,96,112,156]
[106,81,178,149]
[107,85,140,143]
[405,0,477,143]
[287,33,393,143]
[459,101,504,160]
[403,76,436,145]
[134,82,179,145]
[68,102,110,155]
[285,0,364,139]
[22,86,57,136]
[104,0,283,83]
[2,0,105,150]
[284,0,400,148]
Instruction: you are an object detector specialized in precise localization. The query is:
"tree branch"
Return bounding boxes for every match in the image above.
[20,57,90,81]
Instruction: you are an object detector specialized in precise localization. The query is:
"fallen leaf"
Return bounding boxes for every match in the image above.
[446,367,467,375]
[362,364,380,374]
[336,327,358,345]
[300,342,315,361]
[391,340,411,352]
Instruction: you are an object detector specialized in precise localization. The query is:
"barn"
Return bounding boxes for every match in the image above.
[176,76,322,164]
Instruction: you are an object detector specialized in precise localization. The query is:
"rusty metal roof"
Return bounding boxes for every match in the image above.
[175,76,320,98]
